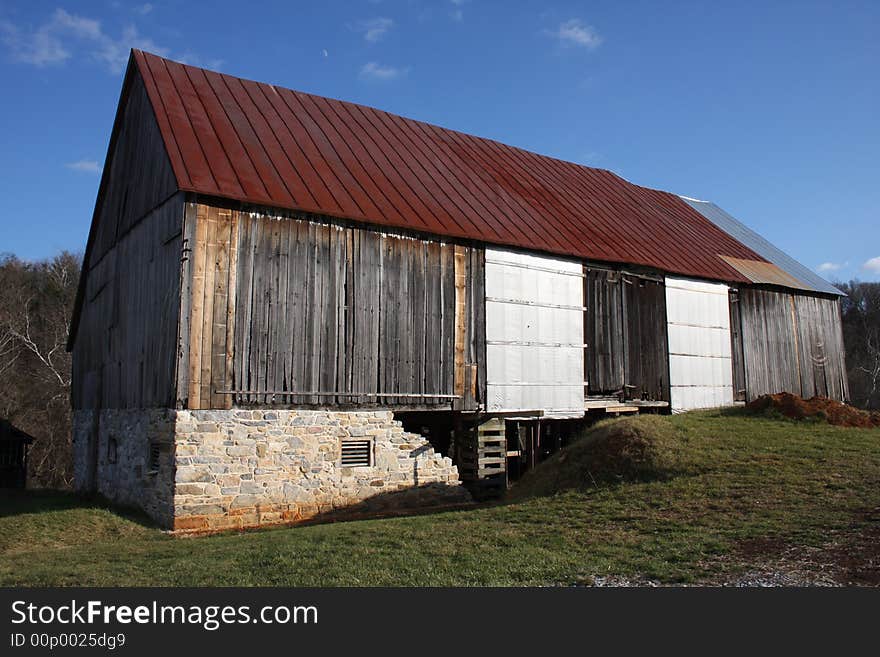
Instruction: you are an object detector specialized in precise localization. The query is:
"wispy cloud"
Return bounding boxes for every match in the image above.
[360,61,409,81]
[175,51,224,70]
[0,8,212,74]
[95,25,169,72]
[0,9,93,66]
[65,159,100,174]
[817,261,848,273]
[863,257,880,274]
[134,3,154,15]
[450,0,467,22]
[545,18,602,49]
[354,17,394,43]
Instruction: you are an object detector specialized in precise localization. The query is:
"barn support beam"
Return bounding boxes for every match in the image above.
[180,203,239,410]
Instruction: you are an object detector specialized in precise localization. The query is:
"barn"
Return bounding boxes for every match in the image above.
[69,51,847,531]
[0,419,33,489]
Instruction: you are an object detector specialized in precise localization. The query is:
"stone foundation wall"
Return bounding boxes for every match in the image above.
[173,410,470,532]
[73,408,470,532]
[72,409,176,527]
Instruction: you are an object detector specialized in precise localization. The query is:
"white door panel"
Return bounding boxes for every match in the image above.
[666,277,734,411]
[485,249,584,416]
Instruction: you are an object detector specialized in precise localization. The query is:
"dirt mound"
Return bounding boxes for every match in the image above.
[746,392,880,428]
[509,415,683,499]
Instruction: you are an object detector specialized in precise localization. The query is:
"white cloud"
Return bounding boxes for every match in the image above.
[134,3,154,15]
[360,61,408,81]
[546,18,602,49]
[94,25,169,73]
[65,159,100,173]
[450,0,467,21]
[175,51,224,70]
[355,17,393,43]
[0,8,209,74]
[863,257,880,273]
[0,11,74,66]
[322,49,328,58]
[817,261,847,273]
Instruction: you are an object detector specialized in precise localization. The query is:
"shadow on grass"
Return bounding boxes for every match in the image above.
[0,488,159,529]
[1,484,480,538]
[233,484,478,537]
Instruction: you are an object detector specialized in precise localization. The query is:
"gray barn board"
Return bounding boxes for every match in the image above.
[584,266,669,402]
[175,208,485,411]
[737,288,849,401]
[70,62,182,411]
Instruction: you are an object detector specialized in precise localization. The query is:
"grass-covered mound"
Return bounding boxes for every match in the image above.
[509,415,686,499]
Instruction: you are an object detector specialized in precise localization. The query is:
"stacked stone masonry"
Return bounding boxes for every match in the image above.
[73,409,471,533]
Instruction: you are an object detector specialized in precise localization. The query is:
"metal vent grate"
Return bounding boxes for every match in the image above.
[148,443,161,473]
[340,440,372,467]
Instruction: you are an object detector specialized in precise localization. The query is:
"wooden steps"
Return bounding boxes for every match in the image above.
[456,418,507,499]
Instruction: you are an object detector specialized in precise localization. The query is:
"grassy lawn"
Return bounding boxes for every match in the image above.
[1,409,879,586]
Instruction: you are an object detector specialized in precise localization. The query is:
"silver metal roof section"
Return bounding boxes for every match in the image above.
[679,196,843,296]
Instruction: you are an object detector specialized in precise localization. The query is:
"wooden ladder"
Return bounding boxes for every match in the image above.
[457,418,507,499]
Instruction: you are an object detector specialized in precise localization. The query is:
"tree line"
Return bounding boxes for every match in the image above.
[1,252,78,488]
[1,251,878,488]
[835,280,880,411]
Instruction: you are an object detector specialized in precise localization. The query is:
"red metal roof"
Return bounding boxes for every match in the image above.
[134,50,764,282]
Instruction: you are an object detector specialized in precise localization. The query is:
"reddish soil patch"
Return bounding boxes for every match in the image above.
[746,392,880,428]
[726,519,880,587]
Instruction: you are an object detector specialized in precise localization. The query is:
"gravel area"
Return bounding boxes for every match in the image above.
[574,517,880,587]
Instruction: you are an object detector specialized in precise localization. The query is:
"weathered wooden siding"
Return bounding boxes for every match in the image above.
[70,62,183,411]
[623,275,669,402]
[179,207,484,410]
[71,195,185,409]
[739,288,848,401]
[584,268,625,394]
[87,68,179,270]
[584,267,669,401]
[728,289,747,402]
[793,294,849,399]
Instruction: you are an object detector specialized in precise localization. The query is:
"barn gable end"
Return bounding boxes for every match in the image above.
[70,55,183,411]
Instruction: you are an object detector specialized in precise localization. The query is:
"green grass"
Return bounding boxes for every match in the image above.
[2,409,879,586]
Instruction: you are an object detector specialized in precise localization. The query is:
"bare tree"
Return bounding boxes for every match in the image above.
[836,280,880,410]
[0,252,80,488]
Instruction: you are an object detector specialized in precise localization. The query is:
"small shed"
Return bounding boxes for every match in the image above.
[0,419,33,489]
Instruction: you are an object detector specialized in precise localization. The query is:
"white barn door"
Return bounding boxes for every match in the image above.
[485,249,584,417]
[665,277,734,411]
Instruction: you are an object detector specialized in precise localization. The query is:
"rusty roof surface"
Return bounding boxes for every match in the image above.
[133,50,767,283]
[718,256,812,291]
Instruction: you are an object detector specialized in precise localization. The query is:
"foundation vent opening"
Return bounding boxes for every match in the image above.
[147,443,161,474]
[341,440,372,467]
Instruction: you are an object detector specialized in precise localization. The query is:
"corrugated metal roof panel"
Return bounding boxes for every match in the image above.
[681,197,843,296]
[133,50,770,284]
[718,256,812,291]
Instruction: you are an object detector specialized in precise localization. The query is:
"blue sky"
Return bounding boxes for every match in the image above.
[1,1,877,282]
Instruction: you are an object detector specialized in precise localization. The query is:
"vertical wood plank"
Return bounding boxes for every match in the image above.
[223,211,239,409]
[187,203,208,409]
[203,206,224,409]
[453,244,467,406]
